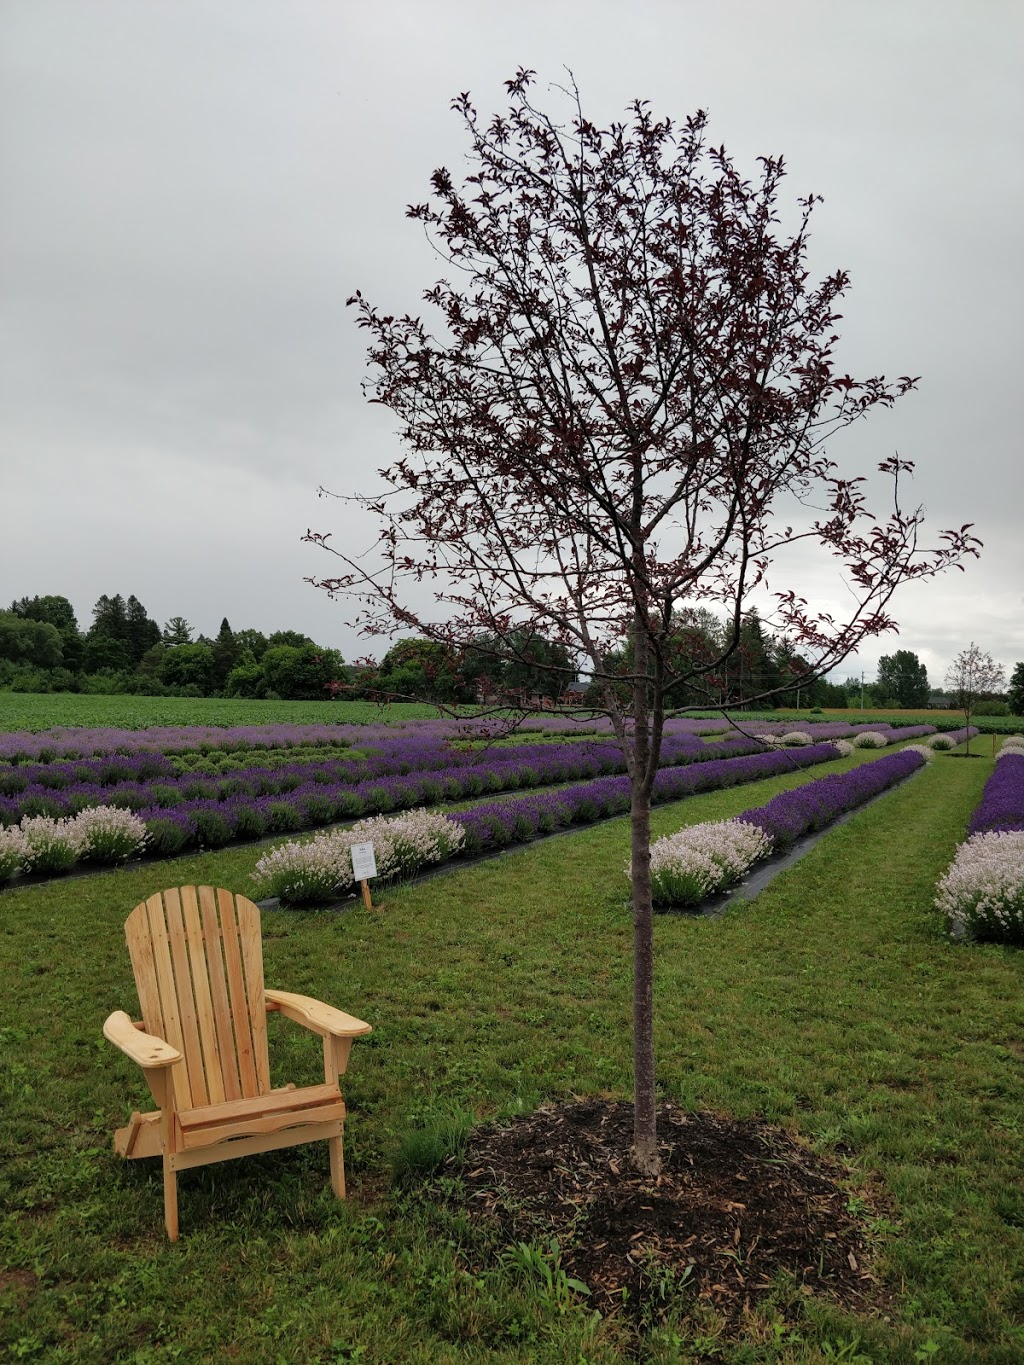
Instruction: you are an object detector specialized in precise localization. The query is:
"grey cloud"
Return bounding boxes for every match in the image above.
[1,0,1021,675]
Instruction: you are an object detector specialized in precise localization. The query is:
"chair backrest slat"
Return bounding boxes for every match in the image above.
[198,885,243,1101]
[125,887,270,1111]
[237,896,271,1093]
[143,893,193,1111]
[180,886,226,1106]
[218,888,260,1096]
[163,888,208,1108]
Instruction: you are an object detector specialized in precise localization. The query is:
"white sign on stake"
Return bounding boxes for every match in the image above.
[350,842,377,881]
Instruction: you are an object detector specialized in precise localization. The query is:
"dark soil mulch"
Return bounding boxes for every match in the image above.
[444,1098,886,1323]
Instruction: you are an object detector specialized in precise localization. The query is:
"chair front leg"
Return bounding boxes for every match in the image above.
[323,1036,351,1200]
[147,1069,179,1241]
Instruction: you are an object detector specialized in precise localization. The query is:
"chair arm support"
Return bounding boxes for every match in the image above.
[265,990,372,1039]
[103,1010,182,1069]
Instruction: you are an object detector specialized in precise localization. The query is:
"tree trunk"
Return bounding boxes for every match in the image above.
[630,783,661,1178]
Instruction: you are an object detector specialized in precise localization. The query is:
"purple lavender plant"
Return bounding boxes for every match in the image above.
[736,748,925,848]
[967,753,1024,835]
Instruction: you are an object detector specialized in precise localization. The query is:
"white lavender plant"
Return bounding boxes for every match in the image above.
[19,815,84,875]
[901,744,934,761]
[0,825,29,880]
[252,808,465,904]
[929,734,957,751]
[73,805,148,863]
[936,831,1024,942]
[636,819,773,907]
[853,731,889,749]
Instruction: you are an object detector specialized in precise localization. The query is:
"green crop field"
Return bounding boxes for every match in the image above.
[2,690,1020,737]
[3,745,1023,1362]
[0,692,458,733]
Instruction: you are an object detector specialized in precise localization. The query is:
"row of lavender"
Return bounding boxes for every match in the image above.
[0,734,760,831]
[0,739,847,885]
[641,746,930,907]
[0,717,719,763]
[935,737,1024,943]
[250,742,850,903]
[0,715,936,765]
[0,718,943,826]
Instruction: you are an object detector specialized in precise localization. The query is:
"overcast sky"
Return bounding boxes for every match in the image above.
[2,0,1021,687]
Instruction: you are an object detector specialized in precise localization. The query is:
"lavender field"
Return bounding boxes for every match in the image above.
[0,715,949,887]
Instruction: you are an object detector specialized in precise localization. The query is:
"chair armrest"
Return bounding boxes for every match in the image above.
[265,990,372,1039]
[103,1010,181,1069]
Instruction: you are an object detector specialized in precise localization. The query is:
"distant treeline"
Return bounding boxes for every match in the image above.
[1,594,357,702]
[3,594,1019,711]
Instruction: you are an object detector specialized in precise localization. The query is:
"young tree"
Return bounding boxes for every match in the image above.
[876,649,930,708]
[309,73,979,1174]
[945,643,1005,753]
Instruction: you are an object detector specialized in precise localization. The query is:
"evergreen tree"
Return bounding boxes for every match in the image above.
[162,617,193,645]
[124,595,161,666]
[89,594,129,643]
[10,594,79,636]
[85,595,131,672]
[734,610,779,706]
[211,618,241,690]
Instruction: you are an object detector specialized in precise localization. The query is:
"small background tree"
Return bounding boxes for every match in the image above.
[876,650,930,708]
[309,72,979,1174]
[945,643,1005,752]
[1008,662,1024,719]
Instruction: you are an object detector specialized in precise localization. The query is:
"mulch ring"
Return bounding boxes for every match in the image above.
[441,1098,887,1324]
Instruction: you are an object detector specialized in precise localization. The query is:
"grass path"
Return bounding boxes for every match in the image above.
[3,749,1023,1362]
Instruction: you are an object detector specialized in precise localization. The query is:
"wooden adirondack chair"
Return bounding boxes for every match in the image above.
[103,886,371,1240]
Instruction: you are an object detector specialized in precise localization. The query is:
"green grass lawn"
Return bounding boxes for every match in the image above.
[3,749,1022,1362]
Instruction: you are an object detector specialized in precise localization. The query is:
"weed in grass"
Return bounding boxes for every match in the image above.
[391,1106,475,1184]
[498,1236,592,1313]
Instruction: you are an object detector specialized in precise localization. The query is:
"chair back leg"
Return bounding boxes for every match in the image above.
[163,1158,179,1241]
[328,1134,345,1199]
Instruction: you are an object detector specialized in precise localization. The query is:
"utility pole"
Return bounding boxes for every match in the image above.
[860,671,865,712]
